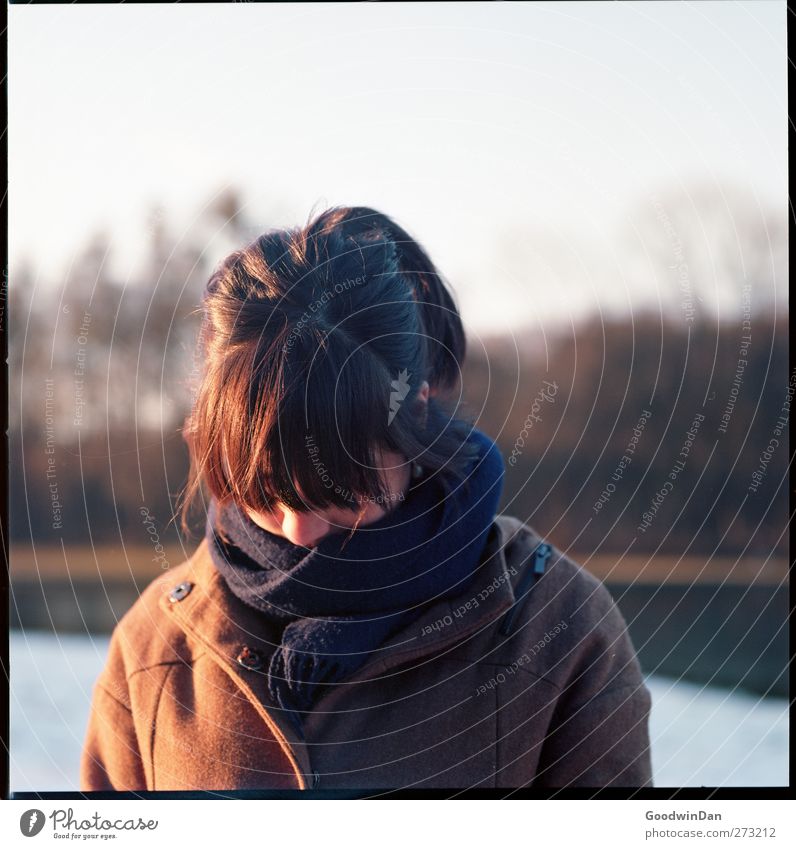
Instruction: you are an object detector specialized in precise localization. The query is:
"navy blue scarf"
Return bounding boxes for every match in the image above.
[205,428,505,730]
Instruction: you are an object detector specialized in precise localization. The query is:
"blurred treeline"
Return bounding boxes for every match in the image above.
[9,188,788,558]
[465,314,788,556]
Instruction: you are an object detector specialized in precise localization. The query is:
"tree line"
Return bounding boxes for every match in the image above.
[9,189,788,559]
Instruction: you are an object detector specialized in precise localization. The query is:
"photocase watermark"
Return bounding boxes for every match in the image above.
[44,378,63,531]
[637,410,705,533]
[717,283,752,434]
[420,564,519,637]
[19,807,159,838]
[593,409,652,515]
[282,275,368,355]
[475,620,569,696]
[508,380,558,466]
[73,310,92,428]
[748,369,794,494]
[650,194,695,323]
[140,506,171,571]
[304,432,405,508]
[388,368,411,425]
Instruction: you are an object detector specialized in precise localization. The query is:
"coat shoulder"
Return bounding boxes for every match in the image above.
[495,513,614,611]
[105,546,202,681]
[491,515,643,691]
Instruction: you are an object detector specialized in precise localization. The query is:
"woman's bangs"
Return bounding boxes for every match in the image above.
[241,411,394,515]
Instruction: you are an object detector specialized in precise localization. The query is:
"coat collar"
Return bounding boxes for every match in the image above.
[159,514,523,788]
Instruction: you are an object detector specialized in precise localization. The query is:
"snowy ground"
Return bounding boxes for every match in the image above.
[9,630,789,791]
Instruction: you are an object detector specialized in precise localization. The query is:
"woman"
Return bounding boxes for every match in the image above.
[81,207,653,790]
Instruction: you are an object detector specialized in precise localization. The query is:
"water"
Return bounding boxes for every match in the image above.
[10,631,113,792]
[644,676,788,786]
[9,630,789,791]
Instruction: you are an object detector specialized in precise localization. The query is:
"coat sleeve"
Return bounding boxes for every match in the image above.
[80,628,148,791]
[533,582,654,788]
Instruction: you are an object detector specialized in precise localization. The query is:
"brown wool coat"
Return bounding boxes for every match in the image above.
[80,515,654,790]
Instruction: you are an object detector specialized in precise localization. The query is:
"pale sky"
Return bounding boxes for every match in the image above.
[9,1,787,332]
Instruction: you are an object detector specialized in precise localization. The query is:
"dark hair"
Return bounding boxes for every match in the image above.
[180,205,478,532]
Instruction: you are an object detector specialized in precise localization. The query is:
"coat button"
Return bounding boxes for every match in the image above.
[168,581,194,603]
[236,645,265,671]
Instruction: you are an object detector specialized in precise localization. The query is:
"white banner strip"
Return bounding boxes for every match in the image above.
[1,799,793,849]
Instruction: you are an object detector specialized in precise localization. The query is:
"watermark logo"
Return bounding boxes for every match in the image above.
[21,808,160,837]
[508,380,558,466]
[140,506,171,571]
[19,809,46,837]
[388,368,411,425]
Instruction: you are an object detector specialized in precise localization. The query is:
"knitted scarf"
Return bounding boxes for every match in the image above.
[205,427,505,732]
